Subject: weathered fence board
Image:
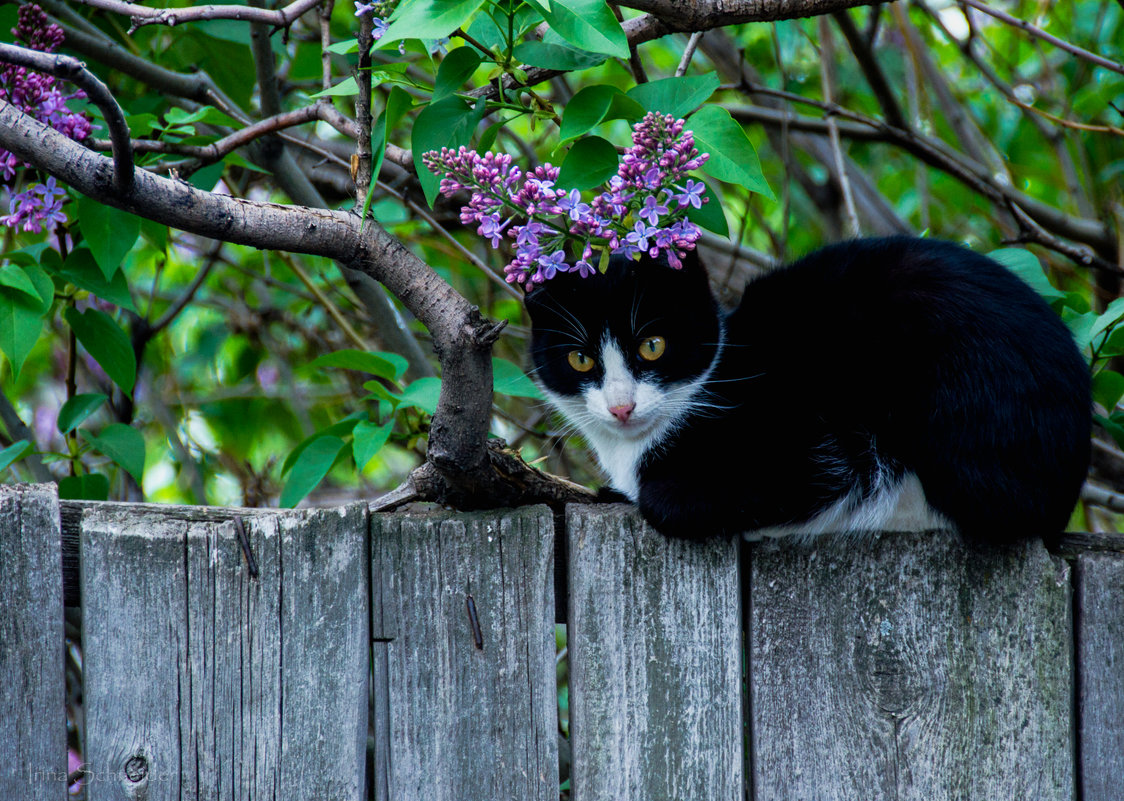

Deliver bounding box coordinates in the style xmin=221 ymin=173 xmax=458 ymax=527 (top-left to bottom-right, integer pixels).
xmin=0 ymin=484 xmax=66 ymax=801
xmin=1076 ymin=550 xmax=1124 ymax=800
xmin=81 ymin=503 xmax=368 ymax=801
xmin=370 ymin=506 xmax=557 ymax=801
xmin=566 ymin=505 xmax=743 ymax=801
xmin=747 ymin=530 xmax=1074 ymax=801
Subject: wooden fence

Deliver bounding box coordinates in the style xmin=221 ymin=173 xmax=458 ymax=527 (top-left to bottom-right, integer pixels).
xmin=1 ymin=482 xmax=1122 ymax=800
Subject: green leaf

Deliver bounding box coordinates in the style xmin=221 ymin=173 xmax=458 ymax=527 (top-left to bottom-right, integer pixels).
xmin=413 ymin=96 xmax=488 ymax=206
xmin=0 ymin=263 xmax=45 ymax=303
xmin=64 ymin=307 xmax=137 ymax=394
xmin=684 ymin=178 xmax=729 ymax=238
xmin=689 ymin=105 xmax=773 ymax=199
xmin=327 ymin=37 xmax=358 ymax=54
xmin=990 ymin=248 xmax=1065 ymax=302
xmin=81 ymin=423 xmax=145 ymax=484
xmin=559 ymin=84 xmax=617 ymax=143
xmin=626 ymin=73 xmax=721 ymax=119
xmin=557 ymin=136 xmax=619 ymax=190
xmin=58 ymin=473 xmax=109 ymax=501
xmin=381 ymin=0 xmax=487 ymax=42
xmin=1094 ymin=369 xmax=1124 ymax=412
xmin=188 ymin=160 xmax=226 ymax=191
xmin=370 ymin=86 xmax=415 ymax=217
xmin=310 ymin=75 xmax=360 ymax=98
xmin=0 ymin=288 xmax=44 ymax=379
xmin=76 ymin=196 xmax=142 ymax=280
xmin=281 ymin=414 xmax=365 ymax=477
xmin=57 ymin=393 xmax=108 ymax=435
xmin=353 ymin=419 xmax=395 ymax=471
xmin=1099 ymin=326 xmax=1124 ymax=358
xmin=307 ymin=349 xmax=404 ymax=382
xmin=0 ymin=440 xmax=31 ymax=474
xmin=397 ymin=376 xmax=443 ymax=415
xmin=433 ymin=46 xmax=483 ymax=101
xmin=1061 ymin=307 xmax=1097 ymax=353
xmin=493 ymin=358 xmax=543 ymax=399
xmin=1091 ymin=297 xmax=1124 ymax=343
xmin=164 ymin=105 xmax=240 ymax=129
xmin=512 ymin=40 xmax=606 ymax=70
xmin=279 ymin=435 xmax=347 ymax=508
xmin=525 ymin=0 xmax=628 ymax=59
xmin=59 ymin=248 xmax=136 ymax=312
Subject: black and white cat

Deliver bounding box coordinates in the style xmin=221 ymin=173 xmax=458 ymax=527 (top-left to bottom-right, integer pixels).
xmin=525 ymin=237 xmax=1091 ymax=544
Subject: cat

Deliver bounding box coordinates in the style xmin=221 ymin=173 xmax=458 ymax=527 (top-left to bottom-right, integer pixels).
xmin=525 ymin=236 xmax=1091 ymax=544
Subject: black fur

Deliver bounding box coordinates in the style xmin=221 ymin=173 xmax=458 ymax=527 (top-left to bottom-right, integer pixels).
xmin=527 ymin=237 xmax=1091 ymax=544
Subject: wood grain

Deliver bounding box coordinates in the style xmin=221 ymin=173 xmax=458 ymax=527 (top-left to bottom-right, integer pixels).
xmin=81 ymin=503 xmax=369 ymax=801
xmin=1075 ymin=550 xmax=1124 ymax=800
xmin=747 ymin=530 xmax=1074 ymax=801
xmin=0 ymin=484 xmax=66 ymax=801
xmin=566 ymin=504 xmax=743 ymax=801
xmin=370 ymin=505 xmax=558 ymax=801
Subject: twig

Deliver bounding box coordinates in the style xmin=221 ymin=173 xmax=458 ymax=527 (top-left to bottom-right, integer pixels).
xmin=0 ymin=42 xmax=133 ymax=194
xmin=817 ymin=17 xmax=860 ymax=238
xmin=1082 ymin=482 xmax=1124 ymax=514
xmin=958 ymin=0 xmax=1124 ymax=78
xmin=284 ymin=255 xmax=374 ymax=351
xmin=69 ymin=0 xmax=320 ymax=34
xmin=675 ymin=32 xmax=704 ymax=77
xmin=150 ymin=242 xmax=223 ymax=334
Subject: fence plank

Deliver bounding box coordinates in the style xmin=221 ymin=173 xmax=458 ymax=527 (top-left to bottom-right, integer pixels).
xmin=566 ymin=505 xmax=743 ymax=801
xmin=370 ymin=505 xmax=557 ymax=801
xmin=0 ymin=484 xmax=66 ymax=801
xmin=81 ymin=503 xmax=368 ymax=801
xmin=748 ymin=530 xmax=1074 ymax=801
xmin=1076 ymin=550 xmax=1124 ymax=800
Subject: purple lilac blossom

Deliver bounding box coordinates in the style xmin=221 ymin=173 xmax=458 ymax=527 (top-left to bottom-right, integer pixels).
xmin=0 ymin=4 xmax=93 ymax=234
xmin=422 ymin=112 xmax=710 ymax=285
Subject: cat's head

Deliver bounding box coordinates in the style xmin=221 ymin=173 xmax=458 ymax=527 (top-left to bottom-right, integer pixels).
xmin=525 ymin=249 xmax=722 ymax=443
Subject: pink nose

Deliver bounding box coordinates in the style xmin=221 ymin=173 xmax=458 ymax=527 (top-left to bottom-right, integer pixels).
xmin=609 ymin=403 xmax=635 ymax=423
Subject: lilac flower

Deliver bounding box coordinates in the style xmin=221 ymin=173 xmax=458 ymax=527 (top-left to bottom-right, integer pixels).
xmin=1 ymin=4 xmax=91 ymax=235
xmin=478 ymin=213 xmax=512 ymax=247
xmin=671 ymin=179 xmax=707 ymax=209
xmin=638 ymin=194 xmax=669 ymax=225
xmin=423 ymin=111 xmax=710 ymax=285
xmin=536 ymin=250 xmax=569 ymax=282
xmin=557 ymin=189 xmax=591 ymax=222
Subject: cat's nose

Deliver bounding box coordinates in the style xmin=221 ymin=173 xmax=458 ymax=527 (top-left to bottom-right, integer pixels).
xmin=609 ymin=403 xmax=635 ymax=423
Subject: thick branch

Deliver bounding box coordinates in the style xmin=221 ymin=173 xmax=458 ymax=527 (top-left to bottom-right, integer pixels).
xmin=617 ymin=0 xmax=891 ymax=31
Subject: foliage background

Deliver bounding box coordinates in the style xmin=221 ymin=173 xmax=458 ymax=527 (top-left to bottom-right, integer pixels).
xmin=0 ymin=0 xmax=1122 ymax=529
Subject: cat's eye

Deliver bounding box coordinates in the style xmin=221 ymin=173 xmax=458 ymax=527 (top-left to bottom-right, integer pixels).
xmin=638 ymin=336 xmax=667 ymax=362
xmin=567 ymin=350 xmax=595 ymax=372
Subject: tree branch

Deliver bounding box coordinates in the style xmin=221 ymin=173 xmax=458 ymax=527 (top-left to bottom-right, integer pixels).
xmin=0 ymin=42 xmax=133 ymax=193
xmin=68 ymin=0 xmax=321 ymax=34
xmin=0 ymin=97 xmax=581 ymax=509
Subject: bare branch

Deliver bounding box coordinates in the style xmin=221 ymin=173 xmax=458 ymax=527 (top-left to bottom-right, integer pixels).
xmin=0 ymin=42 xmax=133 ymax=193
xmin=68 ymin=0 xmax=321 ymax=33
xmin=958 ymin=0 xmax=1124 ymax=77
xmin=818 ymin=17 xmax=861 ymax=238
xmin=617 ymin=0 xmax=889 ymax=30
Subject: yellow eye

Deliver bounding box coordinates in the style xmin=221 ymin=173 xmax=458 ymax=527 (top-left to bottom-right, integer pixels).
xmin=638 ymin=336 xmax=666 ymax=361
xmin=567 ymin=350 xmax=595 ymax=372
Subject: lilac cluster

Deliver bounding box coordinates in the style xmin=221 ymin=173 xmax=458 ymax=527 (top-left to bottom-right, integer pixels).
xmin=423 ymin=112 xmax=709 ymax=285
xmin=0 ymin=4 xmax=92 ymax=233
